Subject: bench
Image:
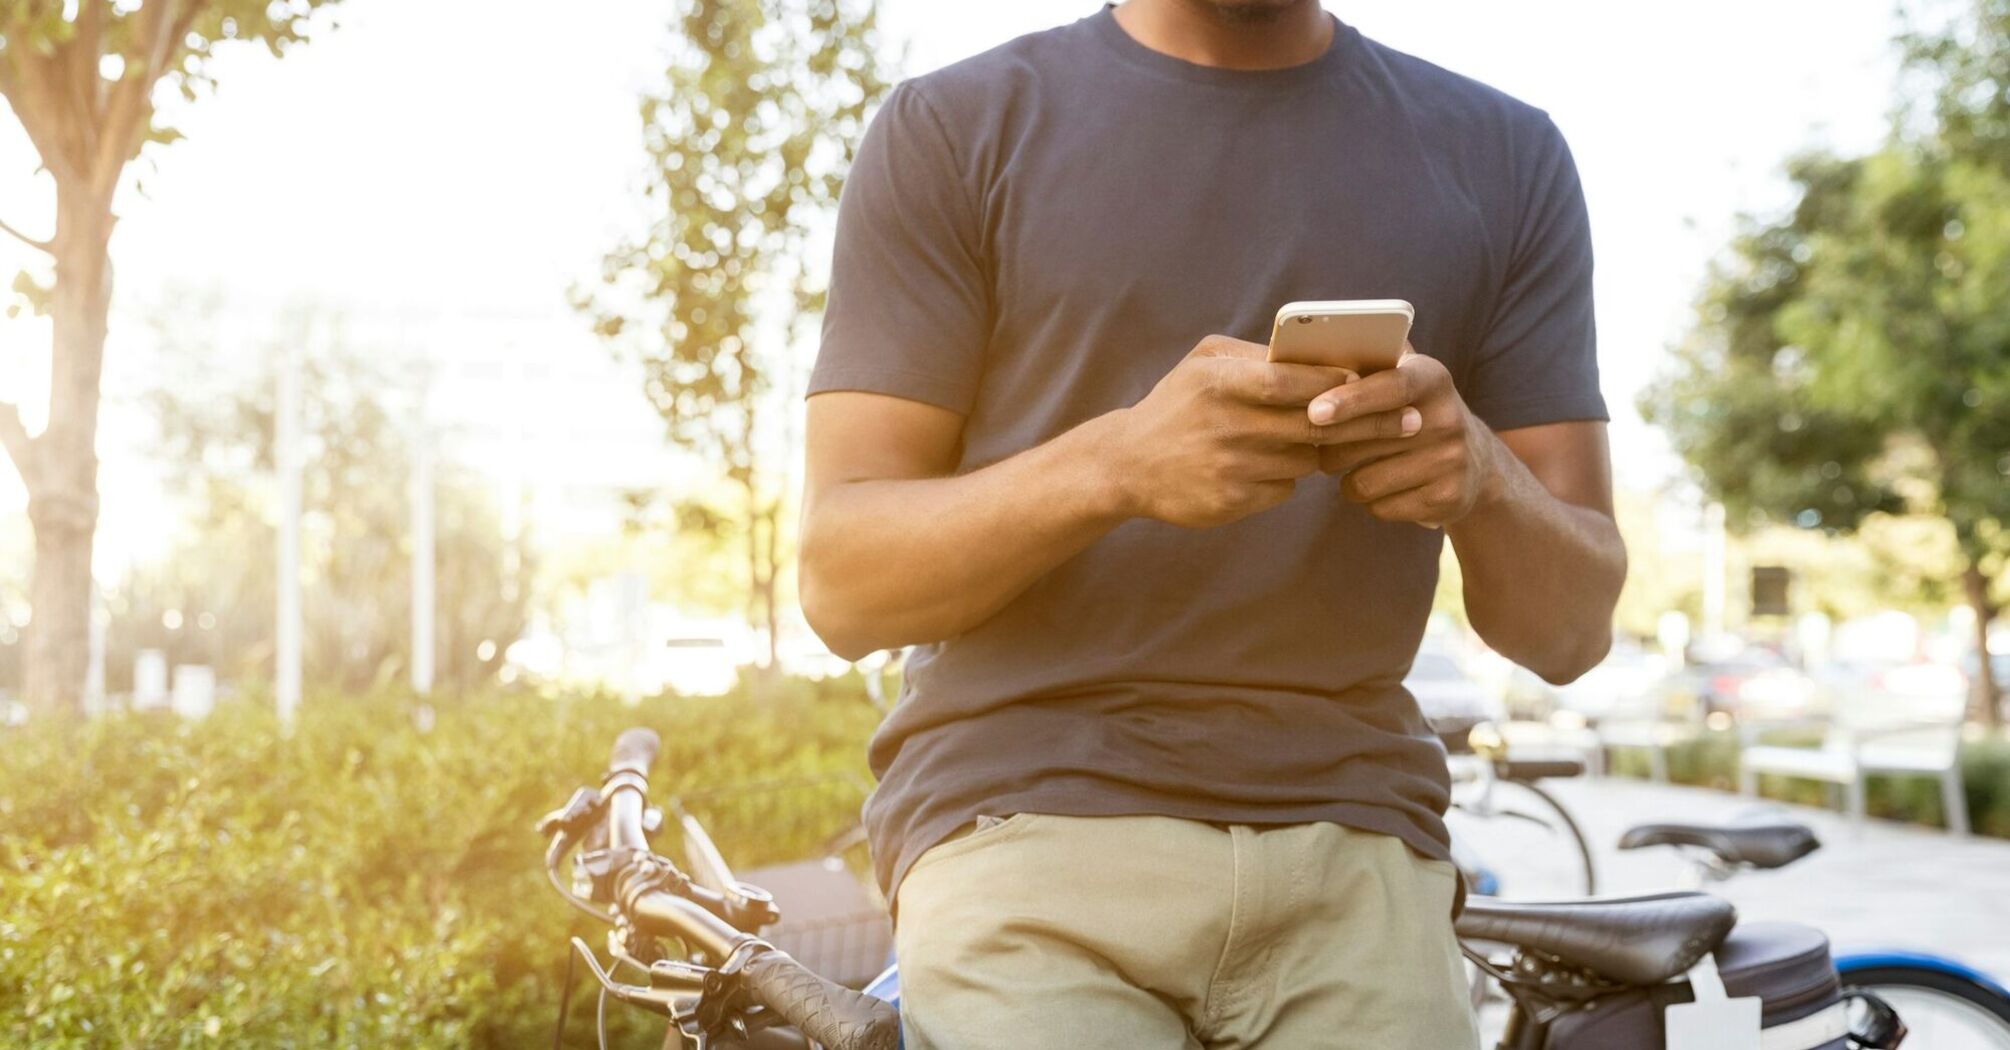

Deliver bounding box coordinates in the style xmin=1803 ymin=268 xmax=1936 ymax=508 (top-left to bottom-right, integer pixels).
xmin=1738 ymin=716 xmax=1968 ymax=835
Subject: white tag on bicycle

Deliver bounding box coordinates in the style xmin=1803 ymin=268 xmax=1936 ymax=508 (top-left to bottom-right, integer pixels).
xmin=1666 ymin=952 xmax=1762 ymax=1050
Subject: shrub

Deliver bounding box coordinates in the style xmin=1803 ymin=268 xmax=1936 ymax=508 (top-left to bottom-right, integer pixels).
xmin=1604 ymin=728 xmax=2010 ymax=837
xmin=0 ymin=680 xmax=880 ymax=1048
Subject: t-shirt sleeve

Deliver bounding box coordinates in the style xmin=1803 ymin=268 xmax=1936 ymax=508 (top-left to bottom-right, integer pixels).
xmin=808 ymin=83 xmax=991 ymax=415
xmin=1460 ymin=113 xmax=1608 ymax=432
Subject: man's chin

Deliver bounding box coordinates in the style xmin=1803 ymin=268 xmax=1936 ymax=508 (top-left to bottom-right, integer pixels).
xmin=1187 ymin=0 xmax=1306 ymax=26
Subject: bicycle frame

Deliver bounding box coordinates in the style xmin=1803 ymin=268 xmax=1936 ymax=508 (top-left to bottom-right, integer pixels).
xmin=1669 ymin=843 xmax=2010 ymax=1005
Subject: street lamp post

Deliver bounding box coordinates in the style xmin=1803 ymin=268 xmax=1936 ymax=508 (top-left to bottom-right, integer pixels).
xmin=275 ymin=337 xmax=303 ymax=733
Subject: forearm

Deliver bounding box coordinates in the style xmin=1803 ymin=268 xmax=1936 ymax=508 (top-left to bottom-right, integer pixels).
xmin=800 ymin=412 xmax=1133 ymax=660
xmin=1447 ymin=430 xmax=1626 ymax=683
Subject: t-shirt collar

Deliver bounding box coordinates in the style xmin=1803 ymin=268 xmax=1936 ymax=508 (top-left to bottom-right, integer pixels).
xmin=1089 ymin=3 xmax=1354 ymax=91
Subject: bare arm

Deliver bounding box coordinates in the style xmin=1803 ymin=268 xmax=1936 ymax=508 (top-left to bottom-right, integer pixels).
xmin=800 ymin=336 xmax=1364 ymax=660
xmin=798 ymin=392 xmax=1131 ymax=661
xmin=1448 ymin=422 xmax=1624 ymax=682
xmin=1313 ymin=354 xmax=1624 ymax=683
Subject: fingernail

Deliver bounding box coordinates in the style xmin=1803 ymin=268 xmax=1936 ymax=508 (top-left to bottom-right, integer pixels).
xmin=1400 ymin=407 xmax=1423 ymax=436
xmin=1309 ymin=400 xmax=1336 ymax=425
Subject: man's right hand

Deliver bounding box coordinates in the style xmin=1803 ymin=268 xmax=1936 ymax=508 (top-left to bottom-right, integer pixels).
xmin=1101 ymin=335 xmax=1359 ymax=529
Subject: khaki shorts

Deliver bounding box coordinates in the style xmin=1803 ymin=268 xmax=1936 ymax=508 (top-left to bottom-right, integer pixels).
xmin=894 ymin=813 xmax=1477 ymax=1050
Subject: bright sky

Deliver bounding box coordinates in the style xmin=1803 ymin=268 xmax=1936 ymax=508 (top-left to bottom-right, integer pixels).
xmin=0 ymin=0 xmax=1909 ymax=571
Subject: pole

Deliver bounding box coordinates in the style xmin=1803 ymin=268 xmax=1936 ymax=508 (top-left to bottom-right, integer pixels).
xmin=1702 ymin=500 xmax=1727 ymax=642
xmin=275 ymin=337 xmax=303 ymax=733
xmin=410 ymin=392 xmax=435 ymax=696
xmin=83 ymin=582 xmax=105 ymax=717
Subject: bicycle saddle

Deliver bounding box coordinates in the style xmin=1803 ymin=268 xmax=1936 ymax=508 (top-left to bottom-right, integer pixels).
xmin=1454 ymin=892 xmax=1737 ymax=986
xmin=1617 ymin=820 xmax=1820 ymax=870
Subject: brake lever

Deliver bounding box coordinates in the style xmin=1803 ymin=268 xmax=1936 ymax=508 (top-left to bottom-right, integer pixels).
xmin=567 ymin=937 xmax=688 ymax=1017
xmin=570 ymin=935 xmax=780 ymax=1050
xmin=537 ymin=787 xmax=604 ymax=839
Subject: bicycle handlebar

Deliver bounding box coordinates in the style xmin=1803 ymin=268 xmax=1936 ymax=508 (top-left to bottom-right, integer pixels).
xmin=739 ymin=949 xmax=901 ymax=1050
xmin=610 ymin=726 xmax=661 ymax=777
xmin=1496 ymin=756 xmax=1586 ymax=781
xmin=603 ymin=728 xmax=660 ymax=855
xmin=557 ymin=727 xmax=900 ymax=1049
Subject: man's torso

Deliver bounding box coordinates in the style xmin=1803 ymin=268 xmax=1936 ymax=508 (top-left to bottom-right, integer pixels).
xmin=809 ymin=9 xmax=1604 ymax=896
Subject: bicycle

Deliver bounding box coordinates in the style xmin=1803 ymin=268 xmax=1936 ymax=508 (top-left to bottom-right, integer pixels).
xmin=1621 ymin=817 xmax=2010 ymax=1048
xmin=544 ymin=727 xmax=1908 ymax=1049
xmin=1441 ymin=720 xmax=1598 ymax=899
xmin=538 ymin=728 xmax=897 ymax=1050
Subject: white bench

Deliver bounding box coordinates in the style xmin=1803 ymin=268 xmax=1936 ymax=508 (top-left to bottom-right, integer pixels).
xmin=1739 ymin=717 xmax=1969 ymax=835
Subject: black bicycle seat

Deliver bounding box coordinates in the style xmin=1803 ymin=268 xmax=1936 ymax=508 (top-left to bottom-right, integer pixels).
xmin=1617 ymin=820 xmax=1820 ymax=870
xmin=1454 ymin=892 xmax=1737 ymax=986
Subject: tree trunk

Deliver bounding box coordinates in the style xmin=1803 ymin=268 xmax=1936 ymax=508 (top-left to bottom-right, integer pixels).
xmin=1962 ymin=559 xmax=2001 ymax=728
xmin=19 ymin=183 xmax=112 ymax=717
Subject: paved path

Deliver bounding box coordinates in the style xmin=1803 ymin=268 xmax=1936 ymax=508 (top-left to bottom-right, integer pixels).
xmin=1533 ymin=775 xmax=2010 ymax=976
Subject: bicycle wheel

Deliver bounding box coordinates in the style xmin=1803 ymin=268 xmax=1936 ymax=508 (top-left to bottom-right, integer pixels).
xmin=1842 ymin=967 xmax=2010 ymax=1049
xmin=1444 ymin=776 xmax=1596 ymax=900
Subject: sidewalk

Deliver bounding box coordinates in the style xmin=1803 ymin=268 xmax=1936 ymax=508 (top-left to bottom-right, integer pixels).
xmin=1536 ymin=775 xmax=2010 ymax=977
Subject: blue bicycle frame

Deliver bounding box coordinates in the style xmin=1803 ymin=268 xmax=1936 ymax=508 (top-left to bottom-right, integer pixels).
xmin=1837 ymin=949 xmax=2010 ymax=1001
xmin=864 ymin=964 xmax=902 ymax=1008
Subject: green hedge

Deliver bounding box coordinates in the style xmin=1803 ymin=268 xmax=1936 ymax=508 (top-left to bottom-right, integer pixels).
xmin=14 ymin=684 xmax=2005 ymax=1047
xmin=1604 ymin=729 xmax=2010 ymax=839
xmin=0 ymin=682 xmax=881 ymax=1049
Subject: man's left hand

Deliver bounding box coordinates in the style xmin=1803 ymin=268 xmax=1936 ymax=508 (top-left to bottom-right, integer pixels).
xmin=1307 ymin=350 xmax=1500 ymax=529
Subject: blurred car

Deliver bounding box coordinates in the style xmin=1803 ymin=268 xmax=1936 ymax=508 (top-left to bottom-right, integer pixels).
xmin=1662 ymin=646 xmax=1819 ymax=724
xmin=1815 ymin=659 xmax=1969 ymax=725
xmin=1499 ymin=639 xmax=1671 ymax=725
xmin=1547 ymin=641 xmax=1670 ymax=724
xmin=1405 ymin=648 xmax=1498 ymax=734
xmin=1959 ymin=650 xmax=2008 ymax=705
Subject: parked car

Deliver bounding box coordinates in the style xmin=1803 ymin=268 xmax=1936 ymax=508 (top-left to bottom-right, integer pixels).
xmin=1663 ymin=646 xmax=1819 ymax=724
xmin=1404 ymin=648 xmax=1498 ymax=734
xmin=1499 ymin=640 xmax=1671 ymax=725
xmin=1547 ymin=641 xmax=1671 ymax=724
xmin=1959 ymin=650 xmax=2008 ymax=708
xmin=1815 ymin=659 xmax=1968 ymax=724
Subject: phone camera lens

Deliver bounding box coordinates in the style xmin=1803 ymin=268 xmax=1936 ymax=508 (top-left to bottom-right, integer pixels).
xmin=1297 ymin=315 xmax=1313 ymax=325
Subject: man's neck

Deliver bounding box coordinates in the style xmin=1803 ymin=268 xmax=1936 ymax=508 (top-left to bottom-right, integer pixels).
xmin=1111 ymin=0 xmax=1333 ymax=71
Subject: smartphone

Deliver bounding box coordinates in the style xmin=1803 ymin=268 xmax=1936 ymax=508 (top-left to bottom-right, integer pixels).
xmin=1267 ymin=299 xmax=1413 ymax=374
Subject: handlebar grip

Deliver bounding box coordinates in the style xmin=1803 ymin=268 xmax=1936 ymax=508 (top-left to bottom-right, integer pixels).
xmin=609 ymin=727 xmax=661 ymax=777
xmin=1497 ymin=757 xmax=1586 ymax=781
xmin=740 ymin=950 xmax=900 ymax=1050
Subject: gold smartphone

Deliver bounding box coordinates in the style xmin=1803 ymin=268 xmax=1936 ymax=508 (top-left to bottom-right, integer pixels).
xmin=1267 ymin=299 xmax=1413 ymax=374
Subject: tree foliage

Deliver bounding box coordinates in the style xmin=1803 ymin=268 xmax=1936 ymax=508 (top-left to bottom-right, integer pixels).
xmin=580 ymin=0 xmax=894 ymax=668
xmin=1643 ymin=0 xmax=2010 ymax=718
xmin=0 ymin=0 xmax=332 ymax=229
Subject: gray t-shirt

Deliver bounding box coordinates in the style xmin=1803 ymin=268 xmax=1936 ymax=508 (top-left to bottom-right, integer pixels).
xmin=810 ymin=7 xmax=1606 ymax=898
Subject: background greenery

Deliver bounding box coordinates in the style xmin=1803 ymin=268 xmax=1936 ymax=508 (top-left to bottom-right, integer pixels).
xmin=0 ymin=683 xmax=878 ymax=1048
xmin=1606 ymin=728 xmax=2010 ymax=838
xmin=7 ymin=682 xmax=2009 ymax=1047
xmin=1642 ymin=0 xmax=2010 ymax=719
